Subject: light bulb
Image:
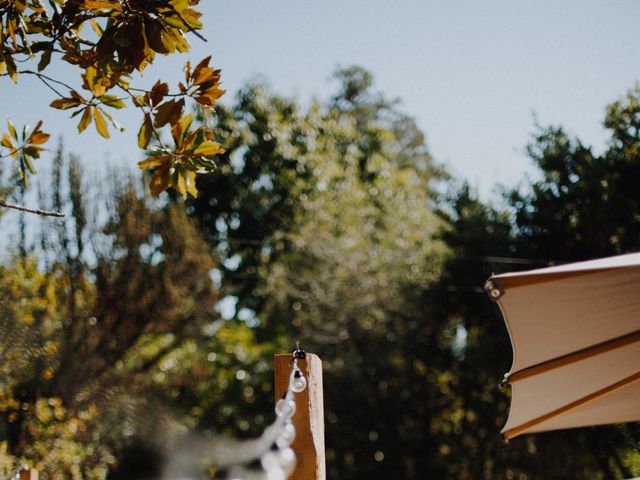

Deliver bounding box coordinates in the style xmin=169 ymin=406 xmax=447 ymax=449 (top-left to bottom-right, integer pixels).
xmin=261 ymin=451 xmax=279 ymax=471
xmin=275 ymin=398 xmax=296 ymax=418
xmin=275 ymin=422 xmax=296 ymax=448
xmin=278 ymin=447 xmax=296 ymax=474
xmin=292 ymin=374 xmax=307 ymax=393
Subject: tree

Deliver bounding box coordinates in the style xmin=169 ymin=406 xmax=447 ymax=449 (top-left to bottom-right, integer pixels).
xmin=0 ymin=0 xmax=224 ymax=207
xmin=427 ymin=84 xmax=640 ymax=479
xmin=188 ymin=66 xmax=441 ymax=334
xmin=184 ymin=68 xmax=453 ymax=479
xmin=510 ymin=85 xmax=640 ymax=259
xmin=0 ymin=149 xmax=219 ymax=477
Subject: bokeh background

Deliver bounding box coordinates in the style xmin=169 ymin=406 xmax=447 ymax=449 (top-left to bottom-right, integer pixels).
xmin=1 ymin=1 xmax=640 ymax=479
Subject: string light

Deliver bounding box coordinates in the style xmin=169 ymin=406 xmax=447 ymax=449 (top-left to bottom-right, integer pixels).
xmin=221 ymin=346 xmax=307 ymax=480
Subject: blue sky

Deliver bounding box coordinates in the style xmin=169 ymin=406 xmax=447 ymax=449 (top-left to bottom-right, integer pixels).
xmin=2 ymin=0 xmax=640 ymax=197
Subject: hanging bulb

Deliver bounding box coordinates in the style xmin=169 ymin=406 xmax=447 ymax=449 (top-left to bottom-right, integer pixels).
xmin=292 ymin=372 xmax=307 ymax=393
xmin=261 ymin=451 xmax=279 ymax=471
xmin=275 ymin=398 xmax=296 ymax=418
xmin=275 ymin=422 xmax=296 ymax=449
xmin=266 ymin=466 xmax=286 ymax=480
xmin=277 ymin=447 xmax=296 ymax=474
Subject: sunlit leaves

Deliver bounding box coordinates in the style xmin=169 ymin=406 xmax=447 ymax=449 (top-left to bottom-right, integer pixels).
xmin=1 ymin=0 xmax=224 ymax=198
xmin=154 ymin=98 xmax=185 ymax=128
xmin=138 ymin=111 xmax=224 ymax=197
xmin=50 ymin=95 xmax=83 ymax=111
xmin=0 ymin=160 xmax=219 ymax=475
xmin=184 ymin=56 xmax=225 ymax=107
xmin=93 ymin=107 xmax=109 ymax=138
xmin=0 ymin=119 xmax=50 ymax=186
xmin=127 ymin=60 xmax=226 ymax=198
xmin=77 ymin=106 xmax=93 ymax=133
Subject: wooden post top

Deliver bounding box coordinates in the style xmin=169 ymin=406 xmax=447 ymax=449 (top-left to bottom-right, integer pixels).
xmin=19 ymin=469 xmax=38 ymax=480
xmin=274 ymin=353 xmax=326 ymax=480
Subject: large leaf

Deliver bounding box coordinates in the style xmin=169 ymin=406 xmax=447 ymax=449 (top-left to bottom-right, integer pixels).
xmin=93 ymin=108 xmax=110 ymax=138
xmin=77 ymin=107 xmax=93 ymax=133
xmin=138 ymin=114 xmax=153 ymax=149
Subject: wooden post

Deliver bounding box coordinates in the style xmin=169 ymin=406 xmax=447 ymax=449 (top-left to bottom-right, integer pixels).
xmin=274 ymin=353 xmax=325 ymax=480
xmin=19 ymin=469 xmax=38 ymax=480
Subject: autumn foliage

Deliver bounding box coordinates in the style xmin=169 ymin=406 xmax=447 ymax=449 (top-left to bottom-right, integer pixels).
xmin=0 ymin=0 xmax=224 ymax=197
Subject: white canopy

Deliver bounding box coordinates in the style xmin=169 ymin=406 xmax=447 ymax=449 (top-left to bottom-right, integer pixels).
xmin=487 ymin=252 xmax=640 ymax=440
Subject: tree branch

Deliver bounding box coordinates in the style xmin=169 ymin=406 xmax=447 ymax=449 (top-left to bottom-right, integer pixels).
xmin=0 ymin=199 xmax=64 ymax=217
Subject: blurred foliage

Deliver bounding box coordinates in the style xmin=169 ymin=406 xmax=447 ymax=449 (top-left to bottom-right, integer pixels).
xmin=184 ymin=72 xmax=640 ymax=479
xmin=427 ymin=83 xmax=640 ymax=479
xmin=0 ymin=0 xmax=224 ymax=199
xmin=0 ymin=148 xmax=219 ymax=478
xmin=1 ymin=68 xmax=640 ymax=480
xmin=184 ymin=67 xmax=454 ymax=478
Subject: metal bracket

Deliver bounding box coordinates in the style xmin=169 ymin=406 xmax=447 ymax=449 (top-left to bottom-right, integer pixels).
xmin=484 ymin=278 xmax=504 ymax=301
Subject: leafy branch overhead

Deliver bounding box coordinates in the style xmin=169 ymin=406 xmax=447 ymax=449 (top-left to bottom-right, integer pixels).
xmin=0 ymin=0 xmax=225 ymax=197
xmin=0 ymin=119 xmax=49 ymax=185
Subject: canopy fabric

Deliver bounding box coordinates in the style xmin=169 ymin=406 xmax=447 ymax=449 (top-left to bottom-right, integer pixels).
xmin=487 ymin=252 xmax=640 ymax=440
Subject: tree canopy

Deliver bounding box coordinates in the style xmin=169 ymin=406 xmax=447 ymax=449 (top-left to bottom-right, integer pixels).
xmin=0 ymin=0 xmax=224 ymax=206
xmin=1 ymin=66 xmax=640 ymax=479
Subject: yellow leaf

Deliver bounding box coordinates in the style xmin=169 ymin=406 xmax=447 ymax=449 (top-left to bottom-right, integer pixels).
xmin=50 ymin=98 xmax=82 ymax=110
xmin=193 ymin=140 xmax=223 ymax=156
xmin=195 ymin=89 xmax=225 ymax=107
xmin=173 ymin=30 xmax=190 ymax=53
xmin=181 ymin=9 xmax=203 ymax=29
xmin=28 ymin=122 xmax=48 ymax=146
xmin=7 ymin=119 xmax=17 ymax=140
xmin=78 ymin=106 xmax=93 ymax=133
xmin=186 ymin=170 xmax=198 ymax=197
xmin=4 ymin=52 xmax=18 ymax=82
xmin=168 ymin=0 xmax=189 ymax=13
xmin=138 ymin=155 xmax=171 ymax=170
xmin=83 ymin=0 xmax=123 ymax=12
xmin=93 ymin=108 xmax=110 ymax=138
xmin=99 ymin=95 xmax=125 ymax=109
xmin=138 ymin=114 xmax=153 ymax=149
xmin=29 ymin=132 xmax=50 ymax=146
xmin=159 ymin=29 xmax=176 ymax=53
xmin=8 ymin=19 xmax=15 ymax=45
xmin=175 ymin=169 xmax=187 ymax=197
xmin=1 ymin=132 xmax=14 ymax=149
xmin=89 ymin=19 xmax=103 ymax=36
xmin=171 ymin=113 xmax=193 ymax=145
xmin=191 ymin=56 xmax=210 ymax=83
xmin=162 ymin=16 xmax=186 ymax=31
xmin=133 ymin=94 xmax=147 ymax=107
